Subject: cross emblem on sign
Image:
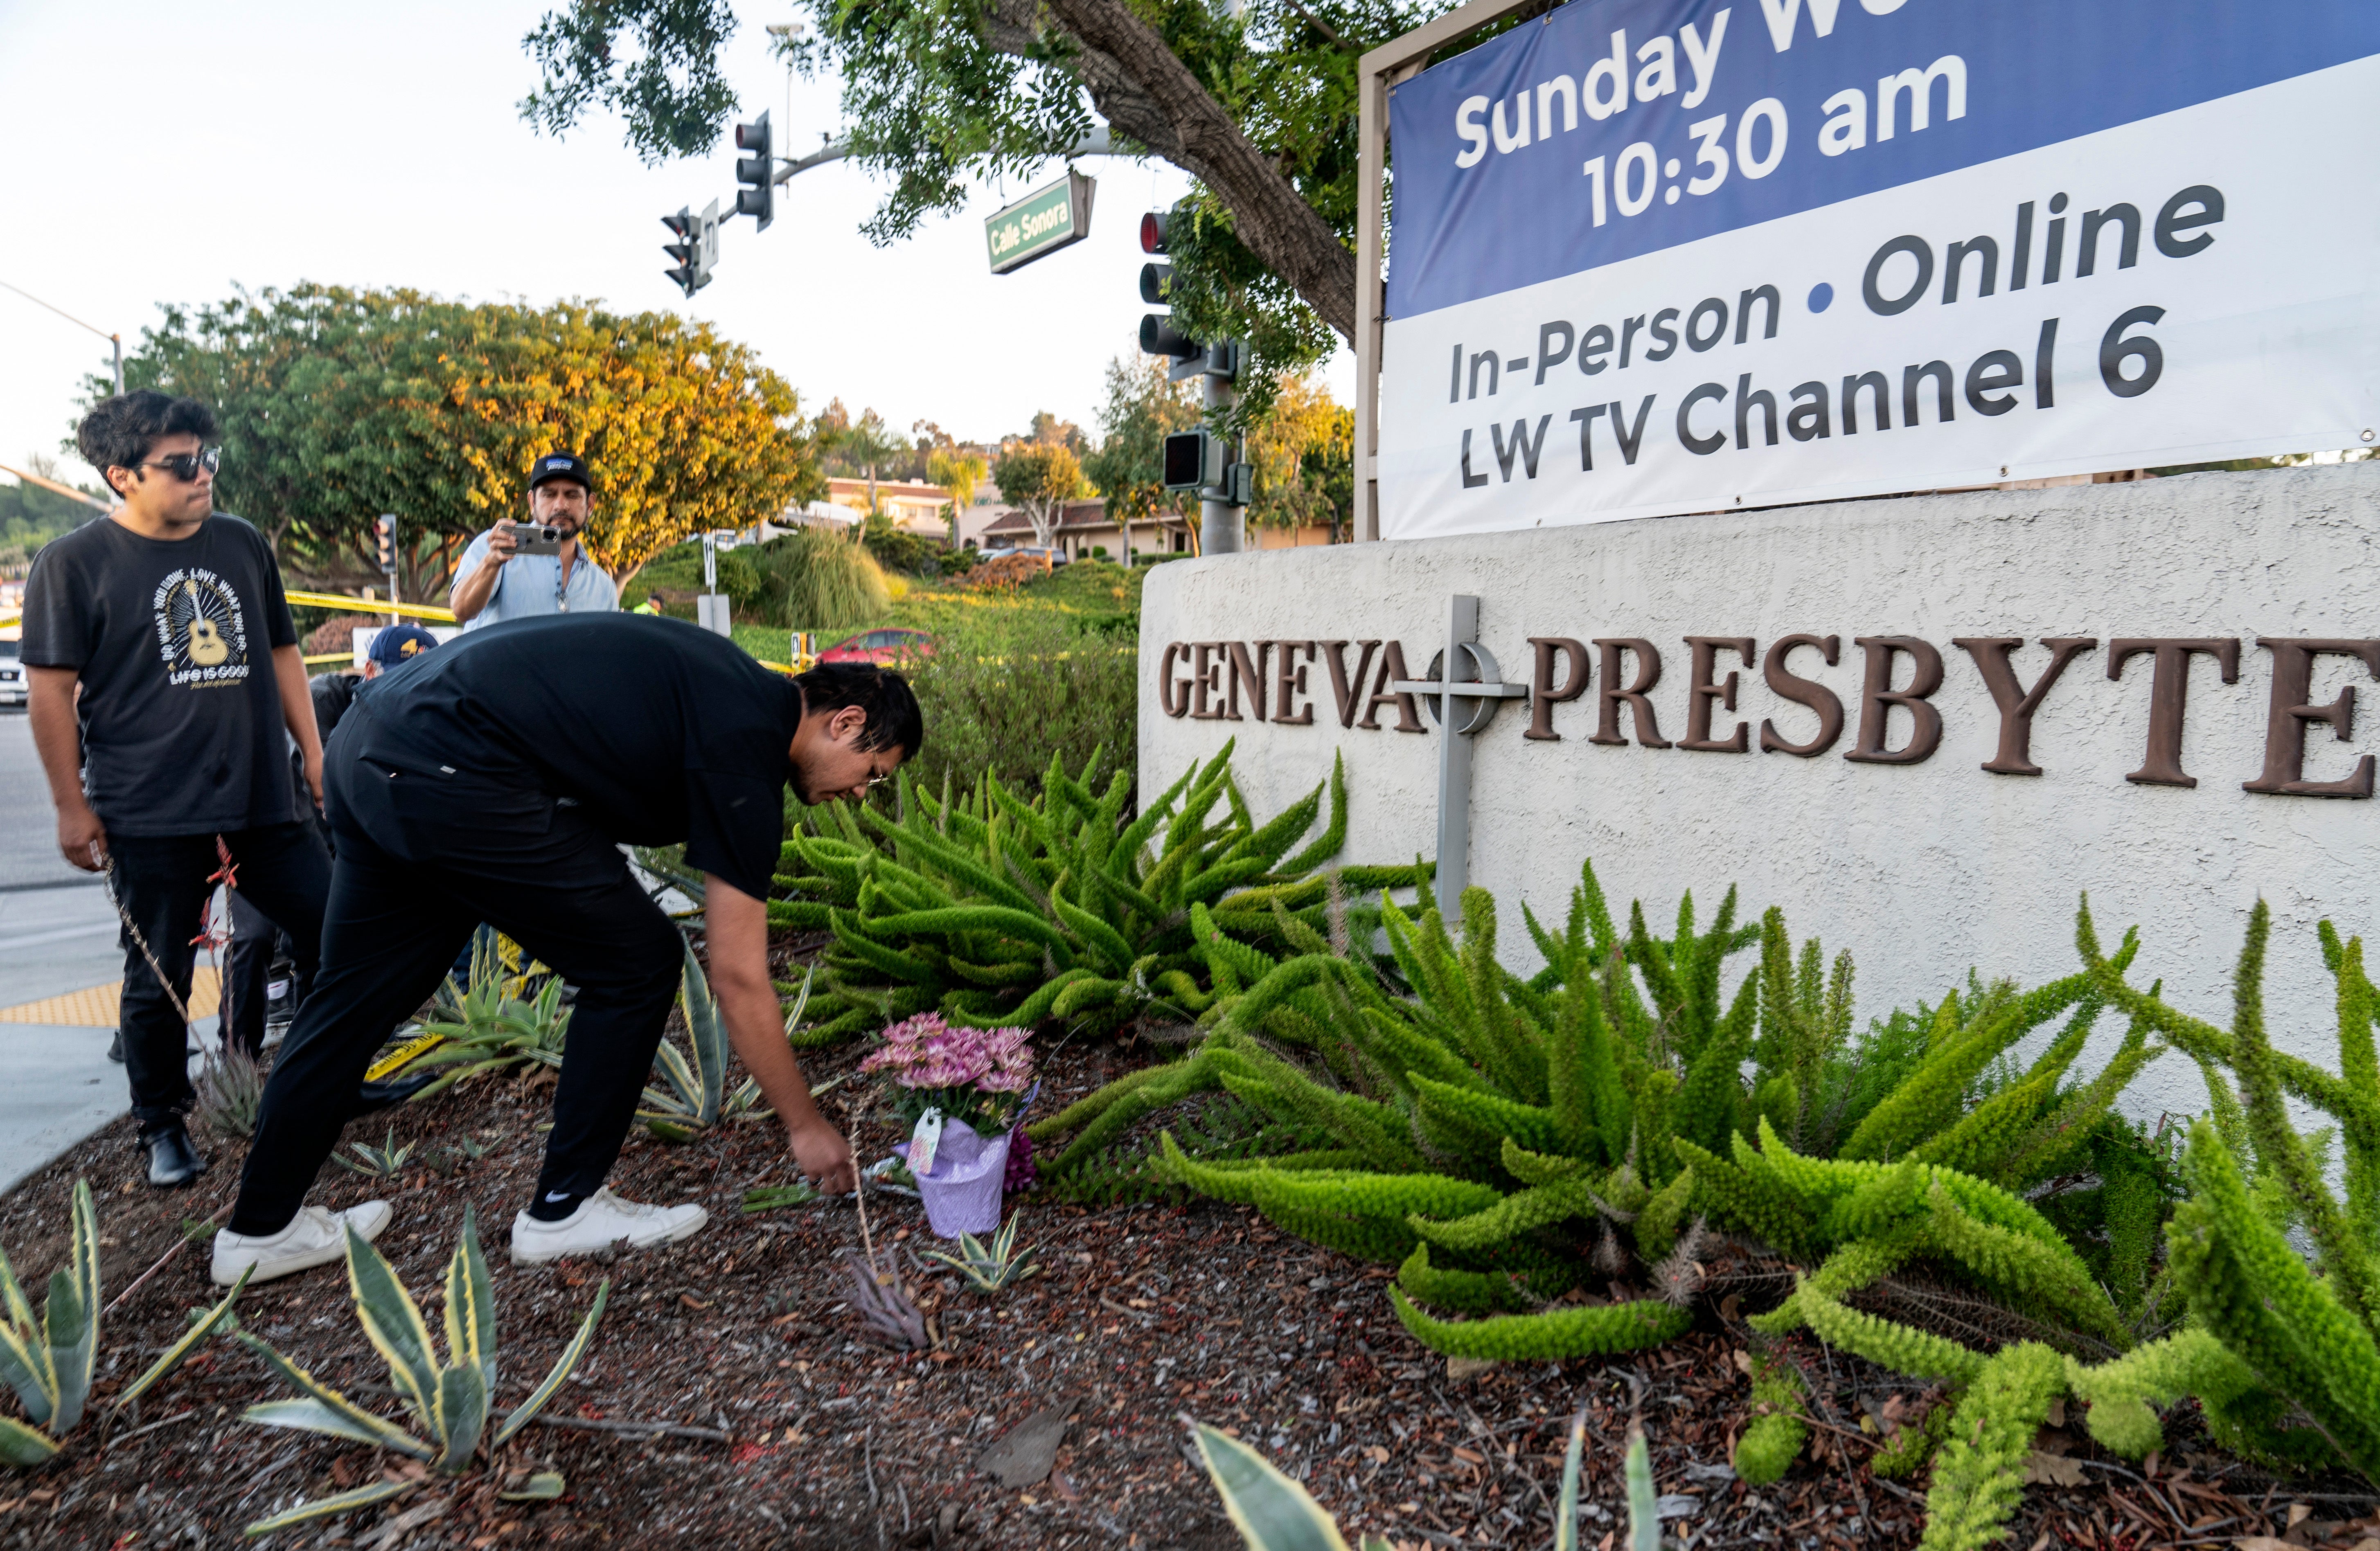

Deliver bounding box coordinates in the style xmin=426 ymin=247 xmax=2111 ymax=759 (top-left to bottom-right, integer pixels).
xmin=1391 ymin=594 xmax=1528 ymax=919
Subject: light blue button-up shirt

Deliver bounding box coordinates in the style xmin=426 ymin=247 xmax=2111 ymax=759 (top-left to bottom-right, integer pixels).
xmin=452 ymin=527 xmax=618 ymax=630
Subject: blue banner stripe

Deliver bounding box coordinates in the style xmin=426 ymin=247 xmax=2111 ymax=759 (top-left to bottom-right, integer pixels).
xmin=1386 ymin=0 xmax=2380 ymax=318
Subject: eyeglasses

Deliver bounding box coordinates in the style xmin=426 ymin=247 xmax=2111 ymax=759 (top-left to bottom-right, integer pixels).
xmin=133 ymin=446 xmax=222 ymax=482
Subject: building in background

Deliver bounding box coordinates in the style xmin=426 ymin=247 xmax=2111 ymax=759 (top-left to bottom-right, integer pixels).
xmin=977 ymin=497 xmax=1211 ymax=561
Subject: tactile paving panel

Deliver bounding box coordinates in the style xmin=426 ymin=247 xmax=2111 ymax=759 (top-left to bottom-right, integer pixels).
xmin=0 ymin=966 xmax=221 ymax=1026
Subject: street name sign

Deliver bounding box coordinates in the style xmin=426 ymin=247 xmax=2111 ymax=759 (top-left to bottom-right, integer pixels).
xmin=1378 ymin=0 xmax=2380 ymax=538
xmin=985 ymin=171 xmax=1097 ymax=275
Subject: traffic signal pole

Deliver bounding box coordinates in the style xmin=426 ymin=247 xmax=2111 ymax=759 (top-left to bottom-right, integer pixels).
xmin=374 ymin=513 xmax=400 ymax=624
xmin=1139 ymin=210 xmax=1251 ymax=556
xmin=1201 ymin=367 xmax=1243 ymax=554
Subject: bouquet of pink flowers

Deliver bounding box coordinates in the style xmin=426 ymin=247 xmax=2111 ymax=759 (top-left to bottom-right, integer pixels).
xmin=859 ymin=1014 xmax=1034 ymax=1135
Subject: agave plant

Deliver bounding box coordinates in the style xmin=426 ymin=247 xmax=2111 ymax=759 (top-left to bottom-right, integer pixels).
xmin=0 ymin=1180 xmax=249 ymax=1467
xmin=193 ymin=1039 xmax=267 ymax=1138
xmin=918 ymin=1217 xmax=1042 ymax=1294
xmin=333 ymin=1128 xmax=417 ymax=1179
xmin=1188 ymin=1402 xmax=1657 ymax=1550
xmin=641 ymin=938 xmax=782 ymax=1141
xmin=400 ymin=927 xmax=572 ymax=1100
xmin=235 ymin=1210 xmax=605 ymax=1532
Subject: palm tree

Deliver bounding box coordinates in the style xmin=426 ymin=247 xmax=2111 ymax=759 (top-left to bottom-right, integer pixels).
xmin=927 ymin=449 xmax=988 ymax=551
xmin=834 ymin=410 xmax=911 ymax=537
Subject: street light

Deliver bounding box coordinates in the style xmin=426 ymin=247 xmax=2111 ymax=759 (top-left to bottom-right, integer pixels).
xmin=0 ymin=280 xmax=122 ymax=395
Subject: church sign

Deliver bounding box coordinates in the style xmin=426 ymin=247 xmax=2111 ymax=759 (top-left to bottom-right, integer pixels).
xmin=1377 ymin=0 xmax=2380 ymax=538
xmin=1139 ymin=469 xmax=2380 ymax=1119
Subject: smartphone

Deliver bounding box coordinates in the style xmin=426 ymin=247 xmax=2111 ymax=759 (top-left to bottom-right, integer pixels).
xmin=510 ymin=523 xmax=566 ymax=556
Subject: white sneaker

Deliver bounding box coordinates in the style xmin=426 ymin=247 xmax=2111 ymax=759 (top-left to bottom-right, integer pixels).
xmin=212 ymin=1202 xmax=392 ymax=1287
xmin=509 ymin=1187 xmax=708 ymax=1265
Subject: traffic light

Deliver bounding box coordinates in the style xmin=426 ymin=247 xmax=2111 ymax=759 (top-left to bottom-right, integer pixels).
xmin=735 ymin=112 xmax=773 ymax=230
xmin=663 ymin=208 xmax=703 ymax=295
xmin=1162 ymin=431 xmax=1221 ymax=493
xmin=1137 ymin=208 xmax=1203 ymax=367
xmin=662 ymin=203 xmax=719 ymax=296
xmin=374 ymin=513 xmax=396 ymax=572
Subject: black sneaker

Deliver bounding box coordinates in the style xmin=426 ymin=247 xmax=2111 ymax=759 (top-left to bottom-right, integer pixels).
xmin=108 ymin=1031 xmax=124 ymax=1063
xmin=142 ymin=1123 xmax=207 ymax=1188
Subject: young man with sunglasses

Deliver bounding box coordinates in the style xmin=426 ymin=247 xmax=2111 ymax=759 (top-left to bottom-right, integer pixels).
xmin=212 ymin=617 xmax=920 ymax=1283
xmin=22 ymin=392 xmax=333 ymax=1187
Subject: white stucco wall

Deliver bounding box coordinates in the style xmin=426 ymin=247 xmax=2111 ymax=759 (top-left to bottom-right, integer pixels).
xmin=1140 ymin=464 xmax=2380 ymax=1121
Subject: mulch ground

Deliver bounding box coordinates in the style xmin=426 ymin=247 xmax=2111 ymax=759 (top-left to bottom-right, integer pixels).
xmin=4 ymin=937 xmax=2376 ymax=1550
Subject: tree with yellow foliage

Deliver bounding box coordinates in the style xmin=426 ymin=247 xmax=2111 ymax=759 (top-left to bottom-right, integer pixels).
xmin=1244 ymin=371 xmax=1353 ymax=541
xmin=100 ymin=284 xmax=820 ymax=592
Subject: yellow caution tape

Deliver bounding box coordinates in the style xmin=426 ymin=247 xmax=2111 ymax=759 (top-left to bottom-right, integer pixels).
xmin=284 ymin=590 xmax=458 ymax=624
xmin=366 ymin=1027 xmax=446 ymax=1081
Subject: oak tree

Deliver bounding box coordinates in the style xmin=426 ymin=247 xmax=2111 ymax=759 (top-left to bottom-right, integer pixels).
xmin=993 ymin=441 xmax=1091 ymax=548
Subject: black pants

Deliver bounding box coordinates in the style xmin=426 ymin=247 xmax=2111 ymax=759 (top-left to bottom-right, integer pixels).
xmin=225 ymin=893 xmax=306 ymax=1059
xmin=109 ymin=823 xmax=329 ymax=1134
xmin=231 ymin=726 xmax=682 ymax=1236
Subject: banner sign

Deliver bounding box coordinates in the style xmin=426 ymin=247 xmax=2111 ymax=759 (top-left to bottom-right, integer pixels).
xmin=1378 ymin=0 xmax=2380 ymax=539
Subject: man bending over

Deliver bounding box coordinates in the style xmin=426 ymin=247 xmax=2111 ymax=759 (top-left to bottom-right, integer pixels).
xmin=214 ymin=613 xmax=916 ymax=1283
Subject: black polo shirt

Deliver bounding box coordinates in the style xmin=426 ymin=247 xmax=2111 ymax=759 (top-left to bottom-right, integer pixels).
xmin=343 ymin=614 xmax=803 ymax=898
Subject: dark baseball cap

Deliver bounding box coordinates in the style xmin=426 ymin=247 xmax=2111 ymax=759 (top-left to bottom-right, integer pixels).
xmin=367 ymin=624 xmax=441 ymax=666
xmin=527 ymin=452 xmax=594 ymax=493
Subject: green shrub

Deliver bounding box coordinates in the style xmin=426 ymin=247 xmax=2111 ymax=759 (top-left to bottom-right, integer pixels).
xmin=860 ymin=511 xmax=944 ymax=576
xmin=769 ymin=744 xmax=1428 ymax=1045
xmin=717 ymin=527 xmax=891 ymax=631
xmin=1733 ymin=1356 xmax=1810 ymax=1486
xmin=901 ymin=601 xmax=1137 ymax=797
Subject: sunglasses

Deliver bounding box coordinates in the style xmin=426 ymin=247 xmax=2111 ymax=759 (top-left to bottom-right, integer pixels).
xmin=133 ymin=446 xmax=223 ymax=482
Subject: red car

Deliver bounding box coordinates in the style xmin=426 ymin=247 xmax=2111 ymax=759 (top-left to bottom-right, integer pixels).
xmin=816 ymin=627 xmax=934 ymax=665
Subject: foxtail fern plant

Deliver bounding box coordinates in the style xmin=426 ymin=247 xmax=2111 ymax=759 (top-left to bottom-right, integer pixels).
xmin=2063 ymin=896 xmax=2380 ymax=1481
xmin=1033 ymin=863 xmax=2163 ymax=1379
xmin=770 ymin=743 xmax=1426 ymax=1044
xmin=1755 ymin=900 xmax=2380 ymax=1549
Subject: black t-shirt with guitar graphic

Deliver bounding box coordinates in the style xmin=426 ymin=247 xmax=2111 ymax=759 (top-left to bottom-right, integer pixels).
xmin=21 ymin=513 xmax=299 ymax=836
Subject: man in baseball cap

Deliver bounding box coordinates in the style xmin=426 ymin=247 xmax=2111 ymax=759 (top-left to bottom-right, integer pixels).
xmin=365 ymin=622 xmax=439 ymax=672
xmin=448 ymin=453 xmax=617 ymax=630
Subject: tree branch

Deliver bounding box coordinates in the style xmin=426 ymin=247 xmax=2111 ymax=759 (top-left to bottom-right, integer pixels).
xmin=1030 ymin=0 xmax=1358 ymax=341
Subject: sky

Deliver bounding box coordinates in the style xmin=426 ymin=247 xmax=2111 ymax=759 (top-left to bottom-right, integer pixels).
xmin=0 ymin=0 xmax=1348 ymax=488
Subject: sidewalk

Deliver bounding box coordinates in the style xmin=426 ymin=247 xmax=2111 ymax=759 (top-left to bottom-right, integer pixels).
xmin=0 ymin=884 xmax=150 ymax=1194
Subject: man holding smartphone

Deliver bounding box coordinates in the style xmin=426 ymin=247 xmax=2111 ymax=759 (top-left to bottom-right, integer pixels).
xmin=449 ymin=453 xmax=618 ymax=628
